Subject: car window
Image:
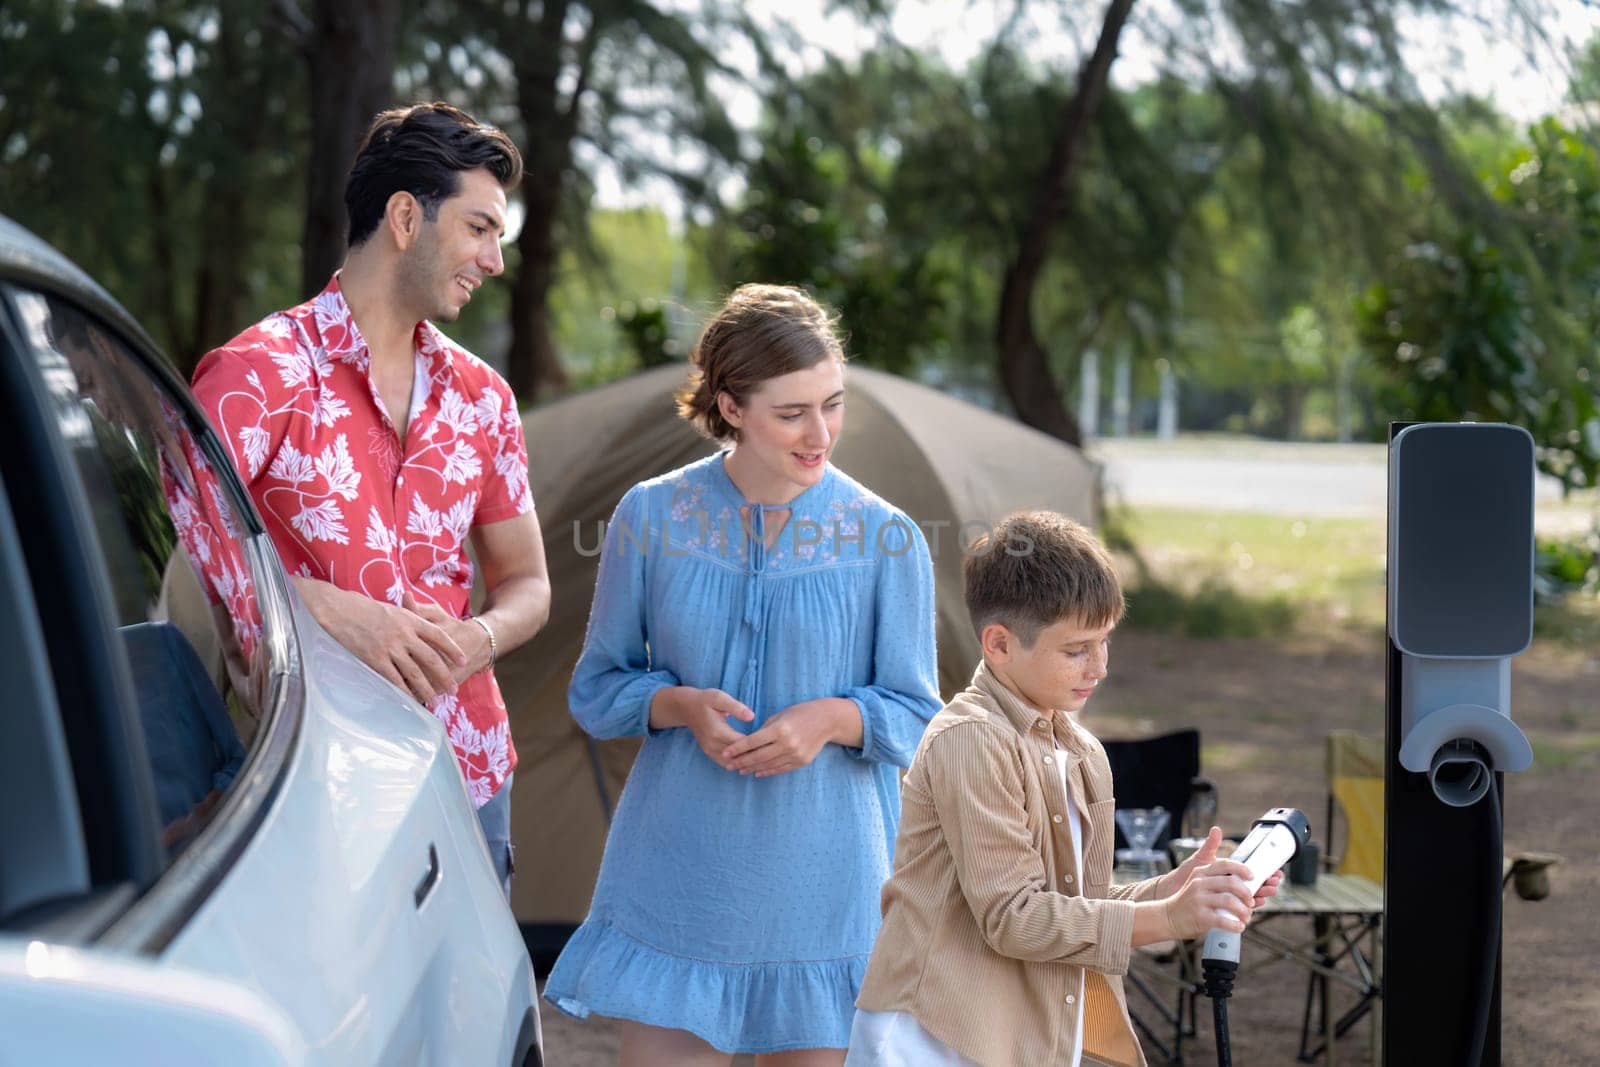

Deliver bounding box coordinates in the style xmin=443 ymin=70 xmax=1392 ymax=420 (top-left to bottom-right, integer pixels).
xmin=9 ymin=289 xmax=279 ymax=865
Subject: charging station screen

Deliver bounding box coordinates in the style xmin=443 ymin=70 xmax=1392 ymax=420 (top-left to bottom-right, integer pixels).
xmin=1393 ymin=424 xmax=1534 ymax=657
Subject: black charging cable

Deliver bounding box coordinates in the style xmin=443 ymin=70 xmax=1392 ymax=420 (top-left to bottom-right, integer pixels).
xmin=1201 ymin=955 xmax=1237 ymax=1067
xmin=1464 ymin=765 xmax=1502 ymax=1066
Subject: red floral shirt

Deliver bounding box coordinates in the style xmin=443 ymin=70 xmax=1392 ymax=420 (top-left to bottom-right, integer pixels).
xmin=192 ymin=275 xmax=532 ymax=806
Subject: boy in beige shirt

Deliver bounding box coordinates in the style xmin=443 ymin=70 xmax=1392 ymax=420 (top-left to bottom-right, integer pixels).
xmin=849 ymin=511 xmax=1281 ymax=1067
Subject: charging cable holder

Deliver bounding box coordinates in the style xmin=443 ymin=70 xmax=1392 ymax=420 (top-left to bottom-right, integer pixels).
xmin=1398 ymin=657 xmax=1531 ymax=807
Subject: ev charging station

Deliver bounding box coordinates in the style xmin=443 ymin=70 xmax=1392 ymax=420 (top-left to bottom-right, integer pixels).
xmin=1384 ymin=422 xmax=1536 ymax=1064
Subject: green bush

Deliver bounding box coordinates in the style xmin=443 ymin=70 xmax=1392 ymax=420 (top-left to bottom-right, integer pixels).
xmin=1535 ymin=528 xmax=1600 ymax=601
xmin=1124 ymin=576 xmax=1299 ymax=639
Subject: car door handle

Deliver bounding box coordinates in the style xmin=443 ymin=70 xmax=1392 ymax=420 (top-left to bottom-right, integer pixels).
xmin=414 ymin=844 xmax=440 ymax=909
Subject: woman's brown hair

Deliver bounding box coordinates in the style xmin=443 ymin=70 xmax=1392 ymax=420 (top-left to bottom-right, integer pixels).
xmin=675 ymin=284 xmax=845 ymax=441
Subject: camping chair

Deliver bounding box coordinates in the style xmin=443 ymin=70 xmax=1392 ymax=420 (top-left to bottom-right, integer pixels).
xmin=1296 ymin=730 xmax=1385 ymax=1063
xmin=1103 ymin=729 xmax=1202 ymax=852
xmin=1103 ymin=729 xmax=1203 ymax=1065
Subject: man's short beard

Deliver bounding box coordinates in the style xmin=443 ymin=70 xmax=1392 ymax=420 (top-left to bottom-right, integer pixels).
xmin=398 ymin=226 xmax=458 ymax=323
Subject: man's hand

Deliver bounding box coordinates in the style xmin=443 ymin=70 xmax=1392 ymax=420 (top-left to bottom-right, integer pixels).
xmin=404 ymin=592 xmax=492 ymax=684
xmin=291 ymin=576 xmax=466 ymax=705
xmin=650 ymin=686 xmax=756 ymax=769
xmin=721 ymin=699 xmax=854 ymax=778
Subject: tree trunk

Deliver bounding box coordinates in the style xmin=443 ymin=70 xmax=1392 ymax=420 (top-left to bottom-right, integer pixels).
xmin=504 ymin=1 xmax=576 ymax=402
xmin=994 ymin=0 xmax=1136 ymax=447
xmin=301 ymin=0 xmax=399 ymax=297
xmin=507 ymin=157 xmax=569 ymax=400
xmin=189 ymin=6 xmax=264 ymax=372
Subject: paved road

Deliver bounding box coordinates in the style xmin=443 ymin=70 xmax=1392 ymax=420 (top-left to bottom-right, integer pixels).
xmin=1092 ymin=438 xmax=1577 ymax=520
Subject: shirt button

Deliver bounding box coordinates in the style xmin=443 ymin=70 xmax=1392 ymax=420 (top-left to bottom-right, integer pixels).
xmin=1042 ymin=755 xmax=1053 ymax=765
xmin=1052 ymin=814 xmax=1063 ymax=824
xmin=1063 ymin=873 xmax=1074 ymax=885
xmin=1065 ymin=994 xmax=1076 ymax=1005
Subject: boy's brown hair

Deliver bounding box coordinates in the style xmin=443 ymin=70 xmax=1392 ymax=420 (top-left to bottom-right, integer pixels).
xmin=962 ymin=511 xmax=1125 ymax=647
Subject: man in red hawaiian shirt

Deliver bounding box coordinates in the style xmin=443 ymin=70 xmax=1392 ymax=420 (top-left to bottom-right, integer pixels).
xmin=192 ymin=103 xmax=550 ymax=895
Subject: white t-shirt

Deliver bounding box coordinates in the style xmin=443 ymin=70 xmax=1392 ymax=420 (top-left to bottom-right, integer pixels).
xmin=1055 ymin=736 xmax=1086 ymax=1067
xmin=848 ymin=736 xmax=1087 ymax=1067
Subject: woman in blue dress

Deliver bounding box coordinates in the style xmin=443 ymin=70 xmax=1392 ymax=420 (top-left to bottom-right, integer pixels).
xmin=544 ymin=284 xmax=942 ymax=1065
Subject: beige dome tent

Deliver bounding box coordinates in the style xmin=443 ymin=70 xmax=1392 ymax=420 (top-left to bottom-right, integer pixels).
xmin=503 ymin=363 xmax=1101 ymax=950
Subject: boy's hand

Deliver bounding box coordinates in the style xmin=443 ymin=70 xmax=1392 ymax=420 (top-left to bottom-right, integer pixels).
xmin=1159 ymin=826 xmax=1286 ymax=908
xmin=1252 ymin=869 xmax=1285 ymax=907
xmin=1158 ymin=825 xmax=1226 ymax=899
xmin=1160 ymin=858 xmax=1259 ymax=940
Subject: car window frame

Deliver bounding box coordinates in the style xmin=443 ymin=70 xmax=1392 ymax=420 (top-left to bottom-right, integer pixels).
xmin=0 ymin=275 xmax=305 ymax=954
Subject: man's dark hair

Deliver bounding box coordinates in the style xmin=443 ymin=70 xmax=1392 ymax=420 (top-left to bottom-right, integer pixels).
xmin=345 ymin=102 xmax=523 ymax=247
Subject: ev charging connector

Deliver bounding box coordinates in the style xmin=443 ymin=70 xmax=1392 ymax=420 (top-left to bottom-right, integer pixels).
xmin=1200 ymin=808 xmax=1310 ymax=1067
xmin=1390 ymin=423 xmax=1535 ymax=805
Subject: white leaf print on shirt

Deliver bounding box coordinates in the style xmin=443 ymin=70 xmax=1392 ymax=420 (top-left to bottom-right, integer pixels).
xmin=239 ymin=425 xmax=270 ymax=477
xmin=480 ymin=721 xmax=510 ymax=779
xmin=260 ymin=315 xmax=294 ymax=341
xmin=268 ymin=443 xmax=314 ymax=486
xmin=474 ymin=389 xmax=503 ymax=430
xmin=441 ymin=440 xmax=481 ymax=485
xmin=312 ymin=390 xmax=351 ymax=429
xmin=437 ymin=388 xmax=480 ymax=436
xmin=364 ymin=505 xmax=399 ymax=553
xmin=291 ymin=499 xmax=349 ymax=543
xmin=271 ymin=348 xmax=312 ymax=389
xmin=189 ymin=526 xmax=214 ymax=565
xmin=208 ymin=482 xmax=240 ymax=540
xmin=407 ymin=496 xmax=444 ymax=539
xmin=169 ymin=488 xmax=198 ymax=534
xmin=495 ymin=450 xmax=531 ymax=506
xmin=443 ymin=493 xmax=476 ymax=544
xmin=420 ymin=559 xmax=463 ymax=587
xmin=314 ymin=435 xmax=360 ymax=500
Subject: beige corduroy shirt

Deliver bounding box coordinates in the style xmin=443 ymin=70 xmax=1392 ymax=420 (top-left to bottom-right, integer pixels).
xmin=856 ymin=662 xmax=1161 ymax=1067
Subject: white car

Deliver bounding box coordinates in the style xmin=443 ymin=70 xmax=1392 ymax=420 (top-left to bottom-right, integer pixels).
xmin=0 ymin=215 xmax=542 ymax=1065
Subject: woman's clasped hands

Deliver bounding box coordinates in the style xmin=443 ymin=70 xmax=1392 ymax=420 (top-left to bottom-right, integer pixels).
xmin=649 ymin=687 xmax=853 ymax=777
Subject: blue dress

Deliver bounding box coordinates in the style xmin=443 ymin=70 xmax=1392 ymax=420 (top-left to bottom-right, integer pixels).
xmin=543 ymin=453 xmax=941 ymax=1053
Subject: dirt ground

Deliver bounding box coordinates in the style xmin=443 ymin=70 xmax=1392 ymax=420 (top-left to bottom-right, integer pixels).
xmin=539 ymin=628 xmax=1598 ymax=1065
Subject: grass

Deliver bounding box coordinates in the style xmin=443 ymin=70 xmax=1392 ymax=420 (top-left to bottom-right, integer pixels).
xmin=1526 ymin=733 xmax=1600 ymax=770
xmin=1109 ymin=502 xmax=1600 ymax=648
xmin=1109 ymin=506 xmax=1385 ymax=637
xmin=1533 ymin=592 xmax=1600 ymax=649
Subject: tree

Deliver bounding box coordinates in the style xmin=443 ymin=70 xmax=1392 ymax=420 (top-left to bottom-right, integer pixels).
xmin=421 ymin=0 xmax=742 ymax=402
xmin=285 ymin=0 xmax=401 ymax=296
xmin=0 ymin=0 xmax=308 ymax=374
xmin=1359 ymin=118 xmax=1600 ymax=491
xmin=995 ymin=0 xmax=1135 ymax=446
xmin=720 ymin=115 xmax=952 ymax=374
